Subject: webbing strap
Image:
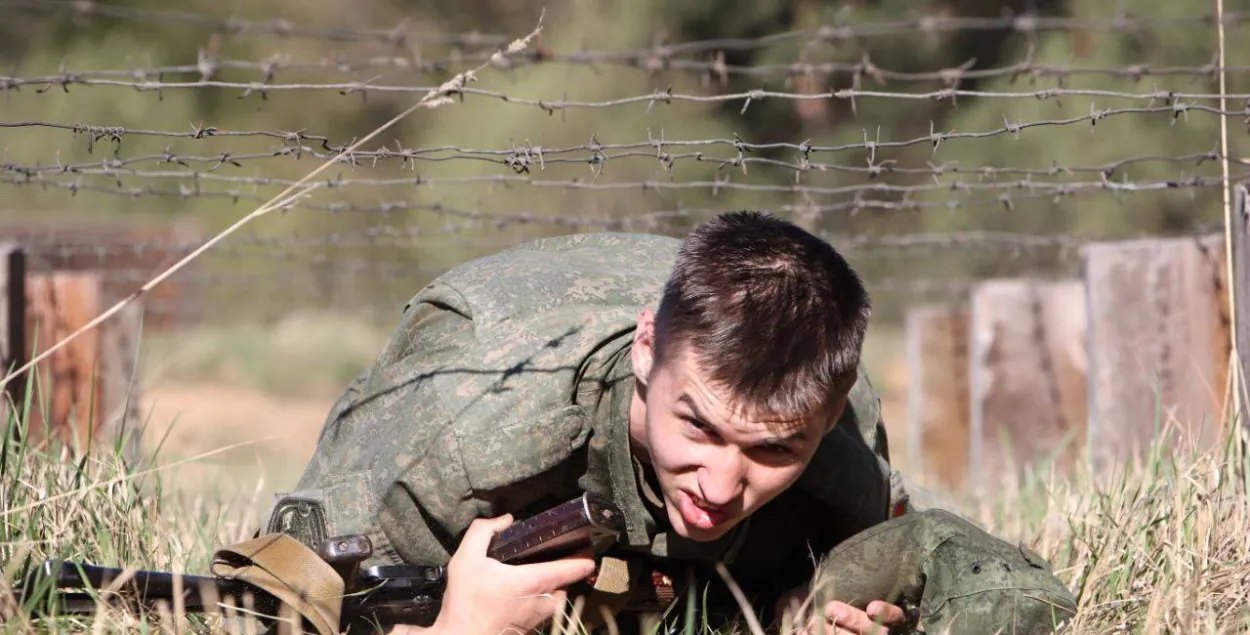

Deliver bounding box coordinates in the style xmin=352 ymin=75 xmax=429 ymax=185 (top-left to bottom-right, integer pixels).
xmin=578 ymin=555 xmax=639 ymax=630
xmin=211 ymin=533 xmax=345 ymax=635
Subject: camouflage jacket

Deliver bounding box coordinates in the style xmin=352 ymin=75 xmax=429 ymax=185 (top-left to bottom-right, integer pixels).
xmin=264 ymin=232 xmax=1065 ymax=627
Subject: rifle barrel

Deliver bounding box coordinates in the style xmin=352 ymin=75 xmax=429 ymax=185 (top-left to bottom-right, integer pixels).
xmin=17 ymin=560 xmax=271 ymax=615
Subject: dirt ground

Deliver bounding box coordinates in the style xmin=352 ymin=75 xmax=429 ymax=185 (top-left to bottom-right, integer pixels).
xmin=137 ymin=381 xmax=337 ymax=507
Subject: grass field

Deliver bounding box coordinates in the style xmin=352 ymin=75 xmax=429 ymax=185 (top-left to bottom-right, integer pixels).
xmin=1 ymin=313 xmax=1249 ymax=634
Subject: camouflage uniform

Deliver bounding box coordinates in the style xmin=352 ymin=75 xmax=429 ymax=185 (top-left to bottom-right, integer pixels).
xmin=261 ymin=232 xmax=1076 ymax=633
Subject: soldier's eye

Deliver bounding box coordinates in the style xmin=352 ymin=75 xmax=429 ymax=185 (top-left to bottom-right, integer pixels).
xmin=683 ymin=417 xmax=719 ymax=441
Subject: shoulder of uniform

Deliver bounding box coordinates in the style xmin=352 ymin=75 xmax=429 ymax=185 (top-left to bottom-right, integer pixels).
xmin=843 ymin=362 xmax=883 ymax=433
xmin=415 ymin=233 xmax=678 ymax=337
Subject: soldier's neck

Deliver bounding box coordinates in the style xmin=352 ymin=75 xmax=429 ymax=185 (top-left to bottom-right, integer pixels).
xmin=627 ymin=376 xmax=652 ymax=467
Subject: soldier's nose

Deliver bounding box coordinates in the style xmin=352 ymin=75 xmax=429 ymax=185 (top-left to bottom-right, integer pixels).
xmin=697 ymin=454 xmax=745 ymax=506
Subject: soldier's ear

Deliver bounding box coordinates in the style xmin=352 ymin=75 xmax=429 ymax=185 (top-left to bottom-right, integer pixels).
xmin=632 ymin=309 xmax=656 ymax=384
xmin=822 ymin=390 xmax=851 ymax=435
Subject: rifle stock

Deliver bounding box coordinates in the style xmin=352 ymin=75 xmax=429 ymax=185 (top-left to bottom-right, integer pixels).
xmin=10 ymin=492 xmax=628 ymax=633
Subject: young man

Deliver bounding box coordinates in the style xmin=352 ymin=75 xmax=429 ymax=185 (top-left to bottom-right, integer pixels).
xmin=261 ymin=212 xmax=1075 ymax=635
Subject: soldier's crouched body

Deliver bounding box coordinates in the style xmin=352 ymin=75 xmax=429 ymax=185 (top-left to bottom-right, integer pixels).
xmin=262 ymin=212 xmax=1078 ymax=635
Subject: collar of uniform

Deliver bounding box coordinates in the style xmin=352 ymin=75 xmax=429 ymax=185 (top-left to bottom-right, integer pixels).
xmin=576 ymin=333 xmax=656 ymax=548
xmin=627 ymin=454 xmax=749 ymax=562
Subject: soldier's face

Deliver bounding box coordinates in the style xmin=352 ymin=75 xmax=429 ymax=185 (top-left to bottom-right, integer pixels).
xmin=629 ymin=310 xmax=843 ymax=542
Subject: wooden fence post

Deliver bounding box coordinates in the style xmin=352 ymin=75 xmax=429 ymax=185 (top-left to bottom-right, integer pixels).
xmin=1232 ymin=183 xmax=1250 ymax=431
xmin=1082 ymin=233 xmax=1231 ymax=472
xmin=20 ymin=270 xmax=143 ymax=458
xmin=0 ymin=243 xmax=26 ymax=425
xmin=24 ymin=271 xmax=102 ymax=452
xmin=968 ymin=279 xmax=1088 ymax=485
xmin=905 ymin=305 xmax=971 ymax=489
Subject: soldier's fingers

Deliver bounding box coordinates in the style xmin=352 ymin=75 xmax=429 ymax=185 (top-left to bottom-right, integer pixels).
xmin=520 ymin=553 xmax=597 ymax=590
xmin=865 ymin=601 xmax=906 ymax=626
xmin=457 ymin=514 xmax=515 ymax=559
xmin=824 ymin=601 xmax=888 ymax=635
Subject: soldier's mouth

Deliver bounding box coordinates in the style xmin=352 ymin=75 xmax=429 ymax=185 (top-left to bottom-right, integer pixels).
xmin=676 ymin=490 xmax=731 ymax=530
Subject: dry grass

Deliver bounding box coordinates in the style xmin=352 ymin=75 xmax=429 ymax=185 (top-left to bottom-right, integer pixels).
xmin=1 ymin=322 xmax=1249 ymax=635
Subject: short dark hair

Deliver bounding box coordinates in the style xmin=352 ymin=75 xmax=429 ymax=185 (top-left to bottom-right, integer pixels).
xmin=652 ymin=211 xmax=870 ymax=421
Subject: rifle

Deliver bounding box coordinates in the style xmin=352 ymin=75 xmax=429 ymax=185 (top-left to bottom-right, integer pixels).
xmin=10 ymin=491 xmax=630 ymax=633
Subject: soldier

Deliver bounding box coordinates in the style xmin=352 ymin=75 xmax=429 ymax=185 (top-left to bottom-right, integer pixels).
xmin=261 ymin=211 xmax=1077 ymax=635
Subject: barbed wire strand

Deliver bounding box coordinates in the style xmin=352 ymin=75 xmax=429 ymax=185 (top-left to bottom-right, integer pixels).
xmin=4 ymin=170 xmax=1238 ymax=225
xmin=3 ymin=46 xmax=1249 ymax=88
xmin=3 ymin=167 xmax=1240 ymax=201
xmin=0 ymin=111 xmax=1236 ymax=175
xmin=5 ymin=0 xmax=1249 ymax=51
xmin=1 ymin=100 xmax=1239 ymax=168
xmin=7 ymin=71 xmax=1250 ymax=111
xmin=0 ymin=14 xmax=549 ymax=391
xmin=0 ymin=150 xmax=1235 ymax=187
xmin=0 ymin=223 xmax=1137 ymax=255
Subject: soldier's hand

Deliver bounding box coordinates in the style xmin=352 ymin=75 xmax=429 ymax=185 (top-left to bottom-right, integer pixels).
xmin=775 ymin=584 xmax=907 ymax=635
xmin=819 ymin=600 xmax=906 ymax=635
xmin=426 ymin=514 xmax=597 ymax=635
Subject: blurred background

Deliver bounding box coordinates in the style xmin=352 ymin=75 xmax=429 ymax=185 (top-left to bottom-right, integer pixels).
xmin=1 ymin=0 xmax=1246 ymax=515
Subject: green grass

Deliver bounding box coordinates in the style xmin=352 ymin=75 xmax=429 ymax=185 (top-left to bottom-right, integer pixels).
xmin=2 ymin=331 xmax=1250 ymax=634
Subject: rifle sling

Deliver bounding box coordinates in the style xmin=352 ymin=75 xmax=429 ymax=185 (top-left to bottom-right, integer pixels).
xmin=210 ymin=533 xmax=344 ymax=635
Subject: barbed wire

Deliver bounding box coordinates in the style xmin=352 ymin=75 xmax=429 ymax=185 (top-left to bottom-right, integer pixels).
xmin=6 ymin=225 xmax=1092 ymax=325
xmin=15 ymin=265 xmax=1071 ymax=296
xmin=6 ymin=70 xmax=1250 ymax=113
xmin=0 ymin=223 xmax=1113 ymax=256
xmin=0 ymin=147 xmax=1233 ymax=183
xmin=3 ymin=170 xmax=1237 ymax=222
xmin=3 ymin=2 xmax=1244 ymax=331
xmin=1 ymin=164 xmax=1238 ymax=202
xmin=55 ymin=274 xmax=1003 ymax=321
xmin=1 ymin=229 xmax=1152 ymax=305
xmin=3 ymin=49 xmax=1248 ymax=88
xmin=1 ymin=102 xmax=1238 ymax=170
xmin=5 ymin=0 xmax=1248 ymax=52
